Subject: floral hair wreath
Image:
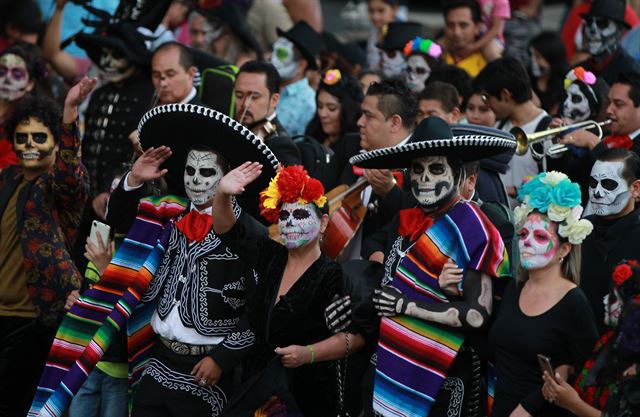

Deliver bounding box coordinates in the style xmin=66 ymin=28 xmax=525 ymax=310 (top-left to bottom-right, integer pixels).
xmin=514 ymin=171 xmax=593 ymax=244
xmin=259 ymin=165 xmax=327 ymax=224
xmin=564 ymin=66 xmax=596 ymax=90
xmin=323 ymin=69 xmax=342 ymax=86
xmin=403 ymin=37 xmax=442 ymax=58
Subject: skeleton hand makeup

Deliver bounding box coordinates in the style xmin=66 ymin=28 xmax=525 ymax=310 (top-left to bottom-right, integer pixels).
xmin=0 ymin=53 xmax=29 ymax=101
xmin=99 ymin=48 xmax=134 ymax=83
xmin=562 ymin=82 xmax=592 ymax=123
xmin=13 ymin=117 xmax=56 ymax=171
xmin=410 ymin=156 xmax=457 ymax=208
xmin=184 ymin=150 xmax=224 ymax=206
xmin=518 ymin=212 xmax=560 ymax=270
xmin=373 ymin=285 xmax=408 ymax=317
xmin=603 ymin=291 xmax=622 ymax=327
xmin=582 ymin=17 xmax=621 ymax=57
xmin=380 ymin=50 xmax=407 ymax=79
xmin=589 ymin=160 xmax=631 ymax=217
xmin=324 ymin=295 xmax=352 ymax=333
xmin=404 ymin=55 xmax=430 ymax=93
xmin=278 ymin=201 xmax=322 ymax=249
xmin=271 ymin=38 xmax=298 ymax=80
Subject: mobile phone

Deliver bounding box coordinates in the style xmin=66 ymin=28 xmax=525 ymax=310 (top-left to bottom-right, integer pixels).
xmin=89 ymin=220 xmax=111 ymax=249
xmin=537 ymin=354 xmax=556 ymax=381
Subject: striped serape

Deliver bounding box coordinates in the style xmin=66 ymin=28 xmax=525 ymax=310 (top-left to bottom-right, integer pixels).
xmin=373 ymin=202 xmax=509 ymax=417
xmin=29 ymin=195 xmax=187 ymax=417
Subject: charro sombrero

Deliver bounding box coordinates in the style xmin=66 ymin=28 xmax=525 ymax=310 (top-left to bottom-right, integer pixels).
xmin=349 ymin=117 xmax=516 ymax=169
xmin=138 ymin=103 xmax=279 ymax=208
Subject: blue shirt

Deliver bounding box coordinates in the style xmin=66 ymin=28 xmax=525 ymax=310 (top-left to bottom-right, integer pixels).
xmin=276 ymin=77 xmax=316 ymax=137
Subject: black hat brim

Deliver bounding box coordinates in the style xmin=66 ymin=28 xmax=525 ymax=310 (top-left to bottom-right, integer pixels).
xmin=138 ymin=104 xmax=279 ymax=209
xmin=276 ymin=27 xmax=319 ymax=70
xmin=350 ymin=135 xmax=517 ymax=169
xmin=75 ymin=32 xmax=151 ymax=67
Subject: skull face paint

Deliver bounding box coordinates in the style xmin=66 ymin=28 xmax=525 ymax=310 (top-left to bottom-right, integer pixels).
xmin=13 ymin=117 xmax=56 ymax=170
xmin=271 ymin=38 xmax=298 ymax=80
xmin=99 ymin=48 xmax=134 ymax=83
xmin=603 ymin=290 xmax=623 ymax=327
xmin=404 ymin=55 xmax=430 ymax=93
xmin=278 ymin=202 xmax=322 ymax=249
xmin=0 ymin=53 xmax=29 ymax=101
xmin=183 ymin=150 xmax=223 ymax=206
xmin=582 ymin=17 xmax=620 ymax=56
xmin=410 ymin=156 xmax=456 ymax=207
xmin=517 ymin=212 xmax=560 ymax=270
xmin=380 ymin=50 xmax=407 ymax=79
xmin=589 ymin=160 xmax=630 ymax=217
xmin=562 ymin=82 xmax=592 ymax=123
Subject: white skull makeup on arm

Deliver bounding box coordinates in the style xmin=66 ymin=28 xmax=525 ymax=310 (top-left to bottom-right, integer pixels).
xmin=562 ymin=82 xmax=593 ymax=123
xmin=278 ymin=201 xmax=322 ymax=249
xmin=589 ymin=160 xmax=631 ymax=217
xmin=270 ymin=38 xmax=298 ymax=80
xmin=99 ymin=47 xmax=135 ymax=83
xmin=405 ymin=55 xmax=430 ymax=93
xmin=0 ymin=53 xmax=30 ymax=101
xmin=582 ymin=17 xmax=621 ymax=57
xmin=409 ymin=155 xmax=458 ymax=209
xmin=183 ymin=149 xmax=224 ymax=207
xmin=13 ymin=117 xmax=57 ymax=170
xmin=603 ymin=289 xmax=623 ymax=327
xmin=380 ymin=50 xmax=407 ymax=79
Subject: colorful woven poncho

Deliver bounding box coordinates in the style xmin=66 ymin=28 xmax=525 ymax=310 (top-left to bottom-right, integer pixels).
xmin=29 ymin=195 xmax=188 ymax=417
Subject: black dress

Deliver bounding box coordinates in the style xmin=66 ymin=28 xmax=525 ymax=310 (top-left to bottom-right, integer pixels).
xmin=488 ymin=280 xmax=598 ymax=417
xmin=220 ymin=221 xmax=343 ymax=417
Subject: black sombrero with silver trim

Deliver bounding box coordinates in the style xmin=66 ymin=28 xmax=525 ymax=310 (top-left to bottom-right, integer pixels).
xmin=350 ymin=117 xmax=516 ymax=169
xmin=138 ymin=103 xmax=279 ymax=207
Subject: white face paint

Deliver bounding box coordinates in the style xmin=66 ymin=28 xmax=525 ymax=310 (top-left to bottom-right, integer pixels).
xmin=0 ymin=53 xmax=29 ymax=101
xmin=409 ymin=156 xmax=456 ymax=207
xmin=99 ymin=48 xmax=134 ymax=83
xmin=183 ymin=150 xmax=223 ymax=206
xmin=583 ymin=17 xmax=620 ymax=56
xmin=589 ymin=160 xmax=630 ymax=217
xmin=404 ymin=55 xmax=430 ymax=93
xmin=518 ymin=212 xmax=560 ymax=270
xmin=562 ymin=82 xmax=592 ymax=123
xmin=271 ymin=38 xmax=298 ymax=80
xmin=278 ymin=201 xmax=322 ymax=249
xmin=380 ymin=50 xmax=407 ymax=79
xmin=603 ymin=291 xmax=623 ymax=327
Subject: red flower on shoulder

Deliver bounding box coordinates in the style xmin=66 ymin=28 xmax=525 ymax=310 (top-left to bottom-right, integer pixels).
xmin=613 ymin=264 xmax=633 ymax=286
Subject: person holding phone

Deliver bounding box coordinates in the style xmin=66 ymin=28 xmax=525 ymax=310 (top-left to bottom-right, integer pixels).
xmin=486 ymin=171 xmax=599 ymax=417
xmin=212 ymin=164 xmax=365 ymax=417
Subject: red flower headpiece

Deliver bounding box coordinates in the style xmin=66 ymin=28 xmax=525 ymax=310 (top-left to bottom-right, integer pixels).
xmin=259 ymin=165 xmax=327 ymax=224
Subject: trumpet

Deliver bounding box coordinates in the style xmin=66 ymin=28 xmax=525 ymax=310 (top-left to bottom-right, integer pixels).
xmin=511 ymin=119 xmax=612 ymax=157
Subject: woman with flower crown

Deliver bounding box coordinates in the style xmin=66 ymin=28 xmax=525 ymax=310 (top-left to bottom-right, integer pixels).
xmin=488 ymin=171 xmax=599 ymax=417
xmin=212 ymin=163 xmax=365 ymax=417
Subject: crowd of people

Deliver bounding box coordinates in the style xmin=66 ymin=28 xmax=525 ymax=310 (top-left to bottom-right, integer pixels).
xmin=1 ymin=0 xmax=640 ymax=416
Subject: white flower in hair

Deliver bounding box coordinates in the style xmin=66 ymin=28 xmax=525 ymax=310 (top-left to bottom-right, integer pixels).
xmin=540 ymin=171 xmax=569 ymax=186
xmin=548 ymin=203 xmax=572 ymax=222
xmin=558 ymin=217 xmax=593 ymax=245
xmin=514 ymin=203 xmax=534 ymax=226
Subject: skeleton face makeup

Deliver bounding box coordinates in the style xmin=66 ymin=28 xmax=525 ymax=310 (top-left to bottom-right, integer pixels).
xmin=271 ymin=38 xmax=298 ymax=80
xmin=603 ymin=290 xmax=623 ymax=327
xmin=0 ymin=53 xmax=29 ymax=101
xmin=380 ymin=50 xmax=407 ymax=79
xmin=183 ymin=150 xmax=223 ymax=206
xmin=562 ymin=82 xmax=592 ymax=123
xmin=405 ymin=55 xmax=430 ymax=93
xmin=582 ymin=17 xmax=620 ymax=56
xmin=518 ymin=212 xmax=560 ymax=270
xmin=99 ymin=48 xmax=134 ymax=83
xmin=589 ymin=160 xmax=630 ymax=217
xmin=410 ymin=156 xmax=456 ymax=208
xmin=278 ymin=202 xmax=322 ymax=249
xmin=13 ymin=117 xmax=56 ymax=171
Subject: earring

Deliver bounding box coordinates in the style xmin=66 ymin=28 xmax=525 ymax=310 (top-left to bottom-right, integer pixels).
xmin=559 ymin=257 xmax=565 ymax=263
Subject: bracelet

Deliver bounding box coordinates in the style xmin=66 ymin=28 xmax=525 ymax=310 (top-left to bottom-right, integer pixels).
xmin=306 ymin=344 xmax=315 ymax=364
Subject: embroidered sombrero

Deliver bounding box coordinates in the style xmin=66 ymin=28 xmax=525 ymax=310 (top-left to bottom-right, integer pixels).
xmin=350 ymin=117 xmax=516 ymax=169
xmin=138 ymin=103 xmax=279 ymax=208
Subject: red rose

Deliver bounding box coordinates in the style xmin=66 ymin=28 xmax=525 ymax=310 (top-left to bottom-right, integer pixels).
xmin=277 ymin=166 xmax=307 ymax=203
xmin=261 ymin=208 xmax=279 ymax=224
xmin=301 ymin=178 xmax=324 ymax=203
xmin=612 ymin=264 xmax=633 ymax=286
xmin=629 ymin=259 xmax=639 ymax=267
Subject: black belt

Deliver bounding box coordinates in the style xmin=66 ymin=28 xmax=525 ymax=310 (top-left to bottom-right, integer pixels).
xmin=159 ymin=336 xmax=216 ymax=356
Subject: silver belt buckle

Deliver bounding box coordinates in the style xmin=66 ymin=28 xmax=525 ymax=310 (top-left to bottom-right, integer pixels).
xmin=170 ymin=340 xmax=191 ymax=355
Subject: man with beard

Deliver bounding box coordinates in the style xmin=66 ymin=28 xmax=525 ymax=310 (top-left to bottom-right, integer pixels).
xmin=0 ymin=77 xmax=92 ymax=417
xmin=576 ymin=0 xmax=640 ymax=86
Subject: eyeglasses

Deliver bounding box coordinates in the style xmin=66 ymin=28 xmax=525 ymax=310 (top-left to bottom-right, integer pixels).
xmin=14 ymin=132 xmax=50 ymax=145
xmin=0 ymin=65 xmax=27 ymax=81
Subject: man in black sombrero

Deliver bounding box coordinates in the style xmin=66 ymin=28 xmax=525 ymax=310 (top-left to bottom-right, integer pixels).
xmin=271 ymin=20 xmax=324 ymax=137
xmin=330 ymin=117 xmax=515 ymax=417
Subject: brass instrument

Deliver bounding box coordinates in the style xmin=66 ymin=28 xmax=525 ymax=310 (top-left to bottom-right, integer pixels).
xmin=511 ymin=119 xmax=612 ymax=157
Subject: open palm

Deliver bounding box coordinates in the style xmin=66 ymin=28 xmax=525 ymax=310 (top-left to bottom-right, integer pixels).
xmin=130 ymin=146 xmax=172 ymax=186
xmin=218 ymin=162 xmax=263 ymax=195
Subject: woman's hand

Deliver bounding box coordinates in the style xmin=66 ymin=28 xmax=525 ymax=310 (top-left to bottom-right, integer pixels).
xmin=542 ymin=371 xmax=582 ymax=411
xmin=439 ymin=258 xmax=462 ymax=296
xmin=191 ymin=356 xmax=222 ymax=386
xmin=275 ymin=345 xmax=310 ymax=368
xmin=63 ymin=76 xmax=98 ymax=123
xmin=217 ymin=162 xmax=263 ymax=196
xmin=85 ymin=232 xmax=114 ymax=275
xmin=509 ymin=404 xmax=532 ymax=417
xmin=623 ymin=364 xmax=637 ymax=377
xmin=65 ymin=289 xmax=80 ymax=310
